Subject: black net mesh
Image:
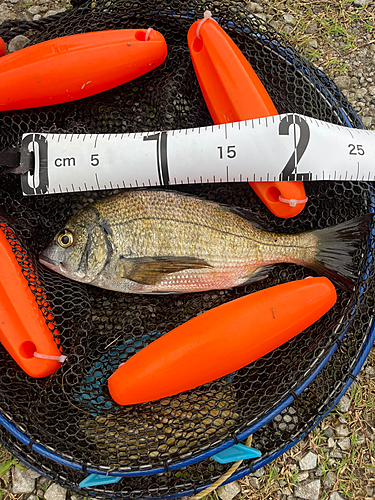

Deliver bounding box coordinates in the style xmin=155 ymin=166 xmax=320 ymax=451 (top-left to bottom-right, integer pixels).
xmin=0 ymin=313 xmax=373 ymax=499
xmin=0 ymin=0 xmax=374 ymax=488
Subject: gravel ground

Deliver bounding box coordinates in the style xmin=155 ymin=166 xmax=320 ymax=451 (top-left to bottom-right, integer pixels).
xmin=0 ymin=1 xmax=374 ymax=500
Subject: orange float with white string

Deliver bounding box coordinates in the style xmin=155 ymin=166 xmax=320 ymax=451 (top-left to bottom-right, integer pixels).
xmin=0 ymin=29 xmax=167 ymax=111
xmin=187 ymin=11 xmax=307 ymax=218
xmin=0 ymin=225 xmax=65 ymax=377
xmin=108 ymin=277 xmax=337 ymax=405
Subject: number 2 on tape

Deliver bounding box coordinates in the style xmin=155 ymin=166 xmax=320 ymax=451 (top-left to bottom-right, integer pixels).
xmin=279 ymin=115 xmax=312 ymax=181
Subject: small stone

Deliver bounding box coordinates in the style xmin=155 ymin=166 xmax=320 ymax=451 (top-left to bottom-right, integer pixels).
xmin=338 ymin=437 xmax=351 ymax=451
xmin=336 ymin=395 xmax=351 ymax=413
xmin=362 ymin=116 xmax=373 ymax=127
xmin=0 ymin=4 xmax=18 ymax=21
xmin=323 ymin=471 xmax=337 ymax=490
xmin=251 ymin=467 xmax=265 ymax=478
xmin=28 ymin=496 xmax=38 ymax=500
xmin=309 ymin=40 xmax=318 ymax=49
xmin=355 ymin=88 xmax=367 ymax=100
xmin=283 ymin=415 xmax=292 ymax=423
xmin=282 ymin=487 xmax=293 ymax=495
xmin=334 ymin=76 xmax=352 ymax=90
xmin=365 ymin=366 xmax=375 ymax=377
xmin=369 ymin=86 xmax=375 ymax=96
xmin=338 ymin=417 xmax=347 ymax=424
xmin=314 ymin=468 xmax=324 ymax=477
xmin=44 ymin=483 xmax=67 ymax=500
xmin=328 ymin=437 xmax=335 ymax=448
xmin=217 ymin=481 xmax=241 ymax=500
xmin=305 ymin=22 xmax=318 ymax=34
xmin=354 ymin=431 xmax=365 ymax=445
xmin=269 ymin=20 xmax=284 ymax=31
xmin=12 ymin=467 xmax=40 ymax=494
xmin=246 ymin=2 xmax=264 ymax=13
xmin=330 ymin=450 xmax=343 ymax=459
xmin=335 ymin=424 xmax=350 ymax=437
xmin=294 ymin=479 xmax=321 ymax=500
xmin=248 ymin=477 xmax=260 ymax=489
xmin=8 ymin=35 xmax=30 ymax=53
xmin=299 ymin=451 xmax=318 ymax=471
xmin=38 ymin=478 xmax=50 ymax=489
xmin=44 ymin=10 xmax=58 ymax=17
xmin=33 ymin=14 xmax=42 ymax=21
xmin=283 ymin=14 xmax=296 ymax=25
xmin=8 ymin=0 xmax=19 ymax=4
xmin=279 ymin=422 xmax=287 ymax=431
xmin=27 ymin=5 xmax=40 ymax=14
xmin=297 ymin=471 xmax=309 ymax=482
xmin=353 ymin=0 xmax=371 ymax=6
xmin=329 ymin=492 xmax=345 ymax=500
xmin=323 ymin=427 xmax=334 ymax=438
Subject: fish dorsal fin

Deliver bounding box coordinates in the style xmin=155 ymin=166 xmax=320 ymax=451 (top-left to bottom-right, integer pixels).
xmin=118 ymin=256 xmax=212 ymax=285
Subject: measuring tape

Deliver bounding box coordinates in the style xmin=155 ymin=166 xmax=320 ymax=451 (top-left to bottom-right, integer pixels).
xmin=19 ymin=113 xmax=375 ymax=196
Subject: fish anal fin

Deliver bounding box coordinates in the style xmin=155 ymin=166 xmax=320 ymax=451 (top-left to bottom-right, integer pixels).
xmin=118 ymin=256 xmax=212 ymax=285
xmin=241 ymin=265 xmax=275 ymax=286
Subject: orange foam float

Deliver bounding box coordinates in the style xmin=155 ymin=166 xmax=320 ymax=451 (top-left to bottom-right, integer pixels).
xmin=0 ymin=38 xmax=6 ymax=58
xmin=108 ymin=277 xmax=337 ymax=405
xmin=0 ymin=225 xmax=64 ymax=377
xmin=0 ymin=29 xmax=167 ymax=111
xmin=187 ymin=12 xmax=307 ymax=218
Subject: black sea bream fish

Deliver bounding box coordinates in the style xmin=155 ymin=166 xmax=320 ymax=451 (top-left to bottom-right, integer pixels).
xmin=39 ymin=190 xmax=370 ymax=293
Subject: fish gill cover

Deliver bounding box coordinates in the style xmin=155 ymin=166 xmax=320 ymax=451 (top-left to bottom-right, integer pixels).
xmin=0 ymin=0 xmax=374 ymax=497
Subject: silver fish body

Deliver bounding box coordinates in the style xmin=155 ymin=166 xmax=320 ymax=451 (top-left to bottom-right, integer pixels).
xmin=39 ymin=190 xmax=369 ymax=293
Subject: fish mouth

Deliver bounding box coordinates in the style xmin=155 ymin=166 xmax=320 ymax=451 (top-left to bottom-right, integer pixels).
xmin=39 ymin=254 xmax=59 ymax=269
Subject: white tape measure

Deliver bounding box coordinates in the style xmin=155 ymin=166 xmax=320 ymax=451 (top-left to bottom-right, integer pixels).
xmin=19 ymin=113 xmax=375 ymax=196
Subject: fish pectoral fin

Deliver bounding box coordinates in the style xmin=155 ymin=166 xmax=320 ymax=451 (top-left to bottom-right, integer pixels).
xmin=118 ymin=256 xmax=212 ymax=285
xmin=242 ymin=265 xmax=275 ymax=285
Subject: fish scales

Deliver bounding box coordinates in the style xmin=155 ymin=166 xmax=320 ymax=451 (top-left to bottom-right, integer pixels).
xmin=96 ymin=190 xmax=315 ymax=261
xmin=91 ymin=190 xmax=314 ymax=292
xmin=39 ymin=189 xmax=370 ymax=293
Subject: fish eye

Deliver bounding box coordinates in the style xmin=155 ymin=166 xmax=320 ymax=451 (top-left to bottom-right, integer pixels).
xmin=57 ymin=230 xmax=74 ymax=248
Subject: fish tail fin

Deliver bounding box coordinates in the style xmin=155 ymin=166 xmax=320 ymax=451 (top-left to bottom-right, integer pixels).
xmin=307 ymin=213 xmax=372 ymax=291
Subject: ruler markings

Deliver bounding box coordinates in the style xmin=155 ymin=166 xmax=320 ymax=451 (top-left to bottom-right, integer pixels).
xmin=19 ymin=113 xmax=375 ymax=196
